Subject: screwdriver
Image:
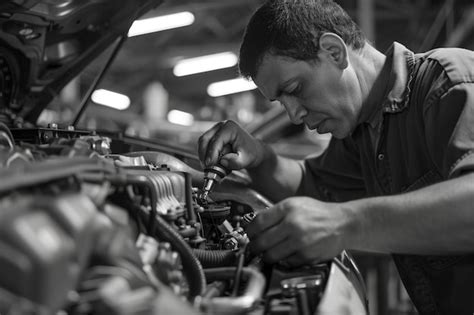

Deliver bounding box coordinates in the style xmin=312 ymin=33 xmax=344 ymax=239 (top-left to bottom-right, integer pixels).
xmin=200 ymin=164 xmax=230 ymax=202
xmin=200 ymin=144 xmax=232 ymax=202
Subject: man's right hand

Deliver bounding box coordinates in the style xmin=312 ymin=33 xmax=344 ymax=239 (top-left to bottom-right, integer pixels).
xmin=198 ymin=120 xmax=269 ymax=170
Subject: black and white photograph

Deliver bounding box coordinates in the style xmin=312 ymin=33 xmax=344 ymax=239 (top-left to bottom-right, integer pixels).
xmin=0 ymin=0 xmax=473 ymax=314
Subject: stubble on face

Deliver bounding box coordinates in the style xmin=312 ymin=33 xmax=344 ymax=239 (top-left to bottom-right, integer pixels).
xmin=255 ymin=53 xmax=364 ymax=139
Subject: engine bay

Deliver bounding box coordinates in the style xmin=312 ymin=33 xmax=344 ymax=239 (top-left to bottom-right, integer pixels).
xmin=0 ymin=124 xmax=367 ymax=314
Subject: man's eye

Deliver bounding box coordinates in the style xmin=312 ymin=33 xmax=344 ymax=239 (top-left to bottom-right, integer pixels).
xmin=288 ymin=85 xmax=301 ymax=96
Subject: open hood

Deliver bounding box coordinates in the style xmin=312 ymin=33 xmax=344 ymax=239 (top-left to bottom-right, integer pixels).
xmin=0 ymin=0 xmax=162 ymax=126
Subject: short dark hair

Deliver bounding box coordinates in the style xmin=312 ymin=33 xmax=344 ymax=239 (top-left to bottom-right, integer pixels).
xmin=238 ymin=0 xmax=365 ymax=79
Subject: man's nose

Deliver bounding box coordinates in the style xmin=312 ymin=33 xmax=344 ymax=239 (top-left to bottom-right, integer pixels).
xmin=281 ymin=99 xmax=306 ymax=124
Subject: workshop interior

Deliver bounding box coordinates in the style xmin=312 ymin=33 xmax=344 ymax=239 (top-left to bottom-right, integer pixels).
xmin=0 ymin=0 xmax=473 ymax=314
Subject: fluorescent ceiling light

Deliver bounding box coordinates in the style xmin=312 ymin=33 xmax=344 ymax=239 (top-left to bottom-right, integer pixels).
xmin=207 ymin=78 xmax=257 ymax=97
xmin=173 ymin=52 xmax=238 ymax=77
xmin=91 ymin=89 xmax=130 ymax=110
xmin=167 ymin=109 xmax=194 ymax=126
xmin=128 ymin=12 xmax=195 ymax=37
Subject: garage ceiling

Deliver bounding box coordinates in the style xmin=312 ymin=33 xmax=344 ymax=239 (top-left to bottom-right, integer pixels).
xmin=96 ymin=0 xmax=474 ymax=116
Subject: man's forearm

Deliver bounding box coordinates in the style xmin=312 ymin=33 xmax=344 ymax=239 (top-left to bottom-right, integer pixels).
xmin=345 ymin=172 xmax=474 ymax=255
xmin=247 ymin=142 xmax=304 ymax=202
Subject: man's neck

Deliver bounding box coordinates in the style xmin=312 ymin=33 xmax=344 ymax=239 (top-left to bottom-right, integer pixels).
xmin=350 ymin=43 xmax=388 ymax=125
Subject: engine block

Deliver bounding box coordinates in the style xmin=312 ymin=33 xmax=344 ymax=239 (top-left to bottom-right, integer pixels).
xmin=0 ymin=125 xmax=368 ymax=315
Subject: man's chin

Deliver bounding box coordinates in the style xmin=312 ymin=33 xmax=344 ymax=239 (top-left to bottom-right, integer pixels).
xmin=316 ymin=129 xmax=332 ymax=136
xmin=328 ymin=129 xmax=351 ymax=139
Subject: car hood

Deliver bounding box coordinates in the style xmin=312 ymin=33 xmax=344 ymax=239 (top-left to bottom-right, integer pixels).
xmin=0 ymin=0 xmax=162 ymax=126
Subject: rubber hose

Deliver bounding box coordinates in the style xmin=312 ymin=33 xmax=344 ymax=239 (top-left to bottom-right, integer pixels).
xmin=0 ymin=122 xmax=14 ymax=147
xmin=151 ymin=213 xmax=206 ymax=300
xmin=200 ymin=267 xmax=266 ymax=314
xmin=192 ymin=249 xmax=237 ymax=268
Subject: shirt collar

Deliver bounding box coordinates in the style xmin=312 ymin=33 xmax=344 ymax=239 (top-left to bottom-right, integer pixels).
xmin=365 ymin=42 xmax=416 ymax=129
xmin=383 ymin=42 xmax=416 ymax=112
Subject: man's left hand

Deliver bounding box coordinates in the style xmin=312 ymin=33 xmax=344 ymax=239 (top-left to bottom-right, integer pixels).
xmin=246 ymin=197 xmax=356 ymax=266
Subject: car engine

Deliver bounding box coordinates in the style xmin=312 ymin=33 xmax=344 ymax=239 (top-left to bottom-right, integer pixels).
xmin=0 ymin=1 xmax=368 ymax=314
xmin=0 ymin=125 xmax=368 ymax=315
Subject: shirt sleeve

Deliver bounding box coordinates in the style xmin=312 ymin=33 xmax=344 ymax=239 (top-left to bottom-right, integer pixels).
xmin=424 ymin=80 xmax=474 ymax=179
xmin=298 ymin=136 xmax=367 ymax=202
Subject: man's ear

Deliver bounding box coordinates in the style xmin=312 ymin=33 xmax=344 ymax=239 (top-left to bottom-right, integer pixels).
xmin=318 ymin=33 xmax=348 ymax=69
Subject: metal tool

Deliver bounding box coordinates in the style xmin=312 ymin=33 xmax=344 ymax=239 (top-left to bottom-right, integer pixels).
xmin=200 ymin=144 xmax=232 ymax=202
xmin=200 ymin=164 xmax=230 ymax=202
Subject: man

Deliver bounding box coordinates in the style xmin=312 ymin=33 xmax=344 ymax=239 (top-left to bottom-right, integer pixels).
xmin=197 ymin=0 xmax=474 ymax=313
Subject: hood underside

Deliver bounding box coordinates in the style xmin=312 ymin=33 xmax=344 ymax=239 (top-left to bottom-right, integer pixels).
xmin=0 ymin=0 xmax=163 ymax=126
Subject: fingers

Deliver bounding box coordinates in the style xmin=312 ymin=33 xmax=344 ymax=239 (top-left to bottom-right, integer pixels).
xmin=198 ymin=121 xmax=225 ymax=166
xmin=246 ymin=198 xmax=337 ymax=266
xmin=259 ymin=238 xmax=325 ymax=266
xmin=247 ymin=204 xmax=297 ymax=263
xmin=205 ymin=126 xmax=233 ymax=166
xmin=249 ymin=222 xmax=288 ymax=254
xmin=198 ymin=120 xmax=239 ymax=167
xmin=198 ymin=119 xmax=266 ymax=171
xmin=246 ymin=204 xmax=287 ymax=239
xmin=251 ymin=232 xmax=322 ymax=265
xmin=261 ymin=238 xmax=297 ymax=263
xmin=284 ymin=246 xmax=324 ymax=266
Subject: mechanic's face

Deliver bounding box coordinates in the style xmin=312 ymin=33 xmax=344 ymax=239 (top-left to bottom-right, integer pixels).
xmin=254 ymin=51 xmax=363 ymax=139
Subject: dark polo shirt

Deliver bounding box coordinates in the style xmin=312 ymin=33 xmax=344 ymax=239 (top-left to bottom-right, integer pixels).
xmin=300 ymin=42 xmax=474 ymax=314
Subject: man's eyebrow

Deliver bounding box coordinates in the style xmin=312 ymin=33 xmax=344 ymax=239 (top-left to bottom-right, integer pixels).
xmin=270 ymin=78 xmax=296 ymax=102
